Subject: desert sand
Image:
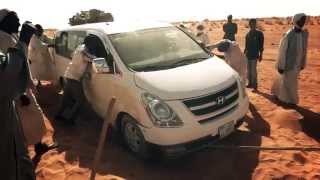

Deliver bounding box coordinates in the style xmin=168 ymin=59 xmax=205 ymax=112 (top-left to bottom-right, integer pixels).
xmin=35 ymin=17 xmax=320 ymax=180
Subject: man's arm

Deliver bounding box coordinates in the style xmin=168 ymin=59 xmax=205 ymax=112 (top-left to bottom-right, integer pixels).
xmin=300 ymin=31 xmax=309 ymax=70
xmin=244 ymin=34 xmax=248 ymax=54
xmin=234 ymin=23 xmax=238 ymax=34
xmin=258 ymin=32 xmax=264 ymax=61
xmin=277 ymin=34 xmax=289 ymax=73
xmin=223 ymin=24 xmax=227 ymax=33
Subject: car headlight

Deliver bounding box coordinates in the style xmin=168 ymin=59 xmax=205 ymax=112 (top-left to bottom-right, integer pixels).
xmin=141 ymin=93 xmax=183 ymax=128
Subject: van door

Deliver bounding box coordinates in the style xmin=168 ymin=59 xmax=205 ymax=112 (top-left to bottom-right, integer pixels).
xmin=82 ymin=33 xmax=117 ymax=119
xmin=54 ymin=31 xmax=87 ymax=83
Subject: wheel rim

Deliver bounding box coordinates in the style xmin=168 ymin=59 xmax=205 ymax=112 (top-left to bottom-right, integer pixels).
xmin=124 ymin=122 xmax=142 ymax=153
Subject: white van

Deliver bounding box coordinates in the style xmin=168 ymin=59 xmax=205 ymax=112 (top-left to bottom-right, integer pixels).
xmin=48 ymin=21 xmax=249 ymax=157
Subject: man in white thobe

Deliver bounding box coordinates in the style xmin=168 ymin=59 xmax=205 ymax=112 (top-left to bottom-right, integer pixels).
xmin=55 ymin=35 xmax=96 ymax=125
xmin=271 ymin=13 xmax=308 ymax=105
xmin=208 ymin=39 xmax=247 ymax=82
xmin=28 ymin=24 xmax=54 ymax=84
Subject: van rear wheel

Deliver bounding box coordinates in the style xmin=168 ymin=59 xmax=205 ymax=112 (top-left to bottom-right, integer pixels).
xmin=121 ymin=115 xmax=150 ymax=159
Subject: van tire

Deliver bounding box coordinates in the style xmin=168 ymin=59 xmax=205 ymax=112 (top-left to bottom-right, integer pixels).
xmin=121 ymin=115 xmax=150 ymax=159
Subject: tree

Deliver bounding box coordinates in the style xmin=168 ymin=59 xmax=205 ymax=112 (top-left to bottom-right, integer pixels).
xmin=69 ymin=9 xmax=114 ymax=26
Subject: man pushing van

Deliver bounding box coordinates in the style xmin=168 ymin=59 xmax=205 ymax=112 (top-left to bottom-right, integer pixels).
xmin=208 ymin=39 xmax=247 ymax=82
xmin=55 ymin=35 xmax=97 ymax=125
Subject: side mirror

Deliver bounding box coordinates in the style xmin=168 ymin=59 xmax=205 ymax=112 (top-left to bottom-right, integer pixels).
xmin=92 ymin=57 xmax=110 ymax=74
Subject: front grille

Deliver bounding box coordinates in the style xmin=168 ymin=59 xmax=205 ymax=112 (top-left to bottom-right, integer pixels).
xmin=183 ymin=81 xmax=239 ymax=116
xmin=198 ymin=104 xmax=238 ymax=124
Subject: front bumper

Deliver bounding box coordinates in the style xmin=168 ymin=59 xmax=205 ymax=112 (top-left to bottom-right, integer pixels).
xmin=146 ymin=116 xmax=245 ymax=157
xmin=141 ymin=95 xmax=249 ymax=147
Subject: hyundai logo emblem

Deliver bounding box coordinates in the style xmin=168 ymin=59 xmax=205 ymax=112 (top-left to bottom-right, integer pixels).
xmin=216 ymin=96 xmax=225 ymax=105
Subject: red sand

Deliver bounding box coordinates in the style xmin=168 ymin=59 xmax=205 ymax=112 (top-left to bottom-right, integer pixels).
xmin=34 ymin=17 xmax=320 ymax=180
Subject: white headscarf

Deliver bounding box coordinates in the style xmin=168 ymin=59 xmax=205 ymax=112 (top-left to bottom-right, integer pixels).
xmin=292 ymin=13 xmax=306 ymax=28
xmin=0 ymin=9 xmax=10 ymax=23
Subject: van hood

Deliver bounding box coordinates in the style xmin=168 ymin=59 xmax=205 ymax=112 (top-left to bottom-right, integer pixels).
xmin=134 ymin=57 xmax=237 ymax=100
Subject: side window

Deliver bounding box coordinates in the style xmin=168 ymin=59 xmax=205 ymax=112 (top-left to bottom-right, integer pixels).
xmin=88 ymin=34 xmax=114 ymax=70
xmin=67 ymin=31 xmax=86 ymax=58
xmin=55 ymin=31 xmax=86 ymax=59
xmin=55 ymin=31 xmax=68 ymax=57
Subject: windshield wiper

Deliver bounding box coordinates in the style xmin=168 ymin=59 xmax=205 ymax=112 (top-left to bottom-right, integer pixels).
xmin=170 ymin=57 xmax=208 ymax=67
xmin=134 ymin=64 xmax=173 ymax=72
xmin=134 ymin=57 xmax=209 ymax=72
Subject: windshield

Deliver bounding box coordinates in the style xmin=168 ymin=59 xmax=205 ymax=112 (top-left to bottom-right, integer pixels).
xmin=109 ymin=27 xmax=210 ymax=72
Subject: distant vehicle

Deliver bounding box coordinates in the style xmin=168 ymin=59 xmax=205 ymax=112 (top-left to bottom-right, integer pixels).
xmin=44 ymin=21 xmax=249 ymax=158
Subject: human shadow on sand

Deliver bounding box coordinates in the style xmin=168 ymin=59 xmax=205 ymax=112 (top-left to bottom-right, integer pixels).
xmin=255 ymin=90 xmax=320 ymax=142
xmin=35 ymin=83 xmax=272 ymax=180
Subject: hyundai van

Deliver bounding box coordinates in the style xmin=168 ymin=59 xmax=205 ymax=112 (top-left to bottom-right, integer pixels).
xmin=46 ymin=21 xmax=249 ymax=157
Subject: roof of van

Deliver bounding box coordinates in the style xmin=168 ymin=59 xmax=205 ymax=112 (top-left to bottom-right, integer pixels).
xmin=60 ymin=21 xmax=174 ymax=34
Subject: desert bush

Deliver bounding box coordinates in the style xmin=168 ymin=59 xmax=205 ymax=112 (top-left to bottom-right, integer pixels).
xmin=276 ymin=20 xmax=284 ymax=25
xmin=308 ymin=20 xmax=315 ymax=25
xmin=69 ymin=9 xmax=113 ymax=26
xmin=203 ymin=19 xmax=210 ymax=23
xmin=257 ymin=24 xmax=265 ymax=31
xmin=265 ymin=20 xmax=273 ymax=25
xmin=271 ymin=17 xmax=281 ymax=20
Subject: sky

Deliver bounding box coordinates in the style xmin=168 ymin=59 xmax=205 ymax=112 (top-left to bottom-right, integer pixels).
xmin=1 ymin=0 xmax=319 ymax=28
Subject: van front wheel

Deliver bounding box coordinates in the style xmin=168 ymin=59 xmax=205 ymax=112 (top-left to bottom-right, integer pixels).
xmin=121 ymin=115 xmax=150 ymax=159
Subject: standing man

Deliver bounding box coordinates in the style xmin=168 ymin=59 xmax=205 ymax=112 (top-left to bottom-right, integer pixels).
xmin=244 ymin=19 xmax=264 ymax=91
xmin=223 ymin=15 xmax=238 ymax=41
xmin=271 ymin=13 xmax=308 ymax=106
xmin=34 ymin=24 xmax=53 ymax=44
xmin=0 ymin=9 xmax=36 ymax=180
xmin=28 ymin=24 xmax=54 ymax=86
xmin=196 ymin=24 xmax=209 ymax=46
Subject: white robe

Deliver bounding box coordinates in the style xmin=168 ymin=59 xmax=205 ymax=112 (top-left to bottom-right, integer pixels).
xmin=271 ymin=33 xmax=304 ymax=104
xmin=224 ymin=41 xmax=247 ymax=82
xmin=28 ymin=35 xmax=55 ymax=81
xmin=16 ymin=89 xmax=46 ymax=145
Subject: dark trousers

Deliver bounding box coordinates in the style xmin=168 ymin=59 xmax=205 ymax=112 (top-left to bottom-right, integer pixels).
xmin=57 ymin=78 xmax=86 ymax=121
xmin=247 ymin=59 xmax=258 ymax=88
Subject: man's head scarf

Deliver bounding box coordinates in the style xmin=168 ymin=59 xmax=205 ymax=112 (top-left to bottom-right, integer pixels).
xmin=292 ymin=13 xmax=306 ymax=28
xmin=0 ymin=9 xmax=10 ymax=23
xmin=217 ymin=39 xmax=232 ymax=52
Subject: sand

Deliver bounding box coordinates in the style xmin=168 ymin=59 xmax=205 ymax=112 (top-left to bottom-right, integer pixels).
xmin=34 ymin=17 xmax=320 ymax=180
